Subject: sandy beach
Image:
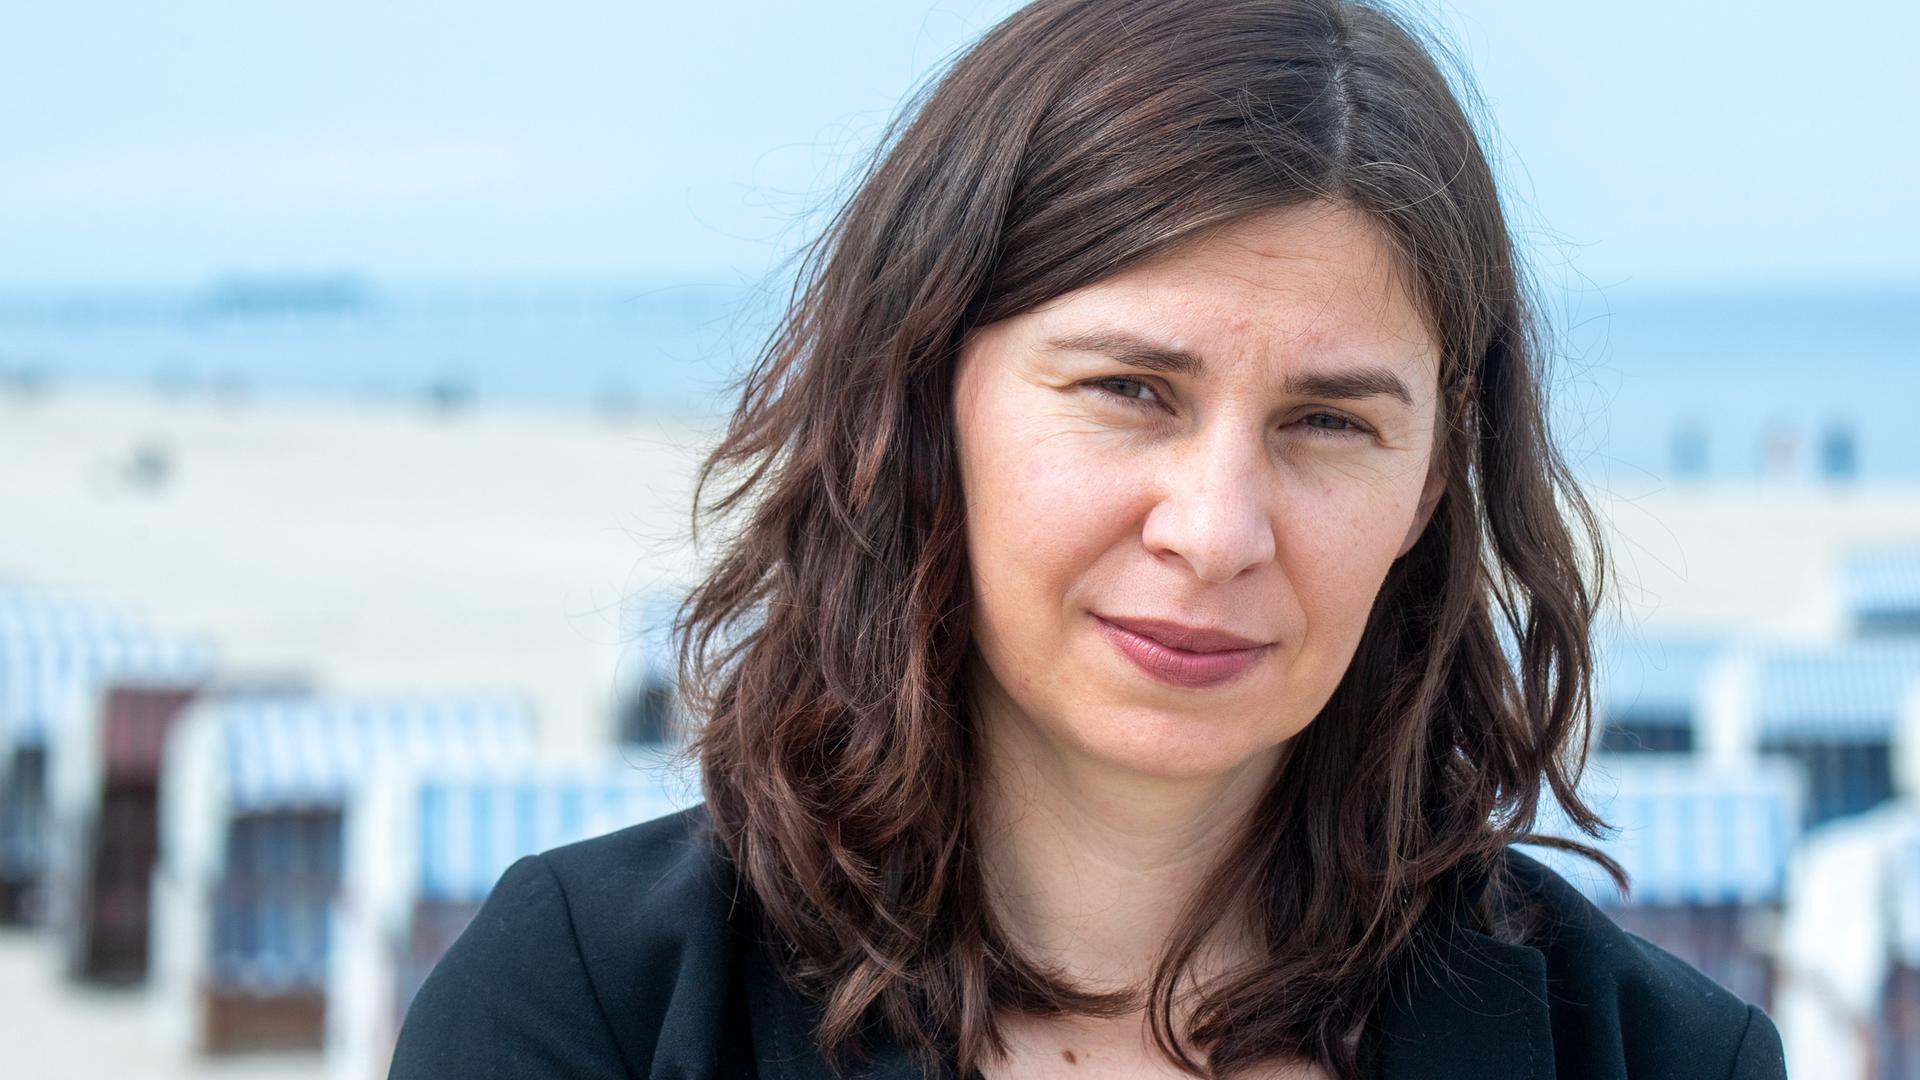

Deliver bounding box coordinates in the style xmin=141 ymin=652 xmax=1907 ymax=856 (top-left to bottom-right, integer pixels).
xmin=0 ymin=389 xmax=722 ymax=753
xmin=2 ymin=386 xmax=1917 ymax=1076
xmin=0 ymin=925 xmax=323 ymax=1080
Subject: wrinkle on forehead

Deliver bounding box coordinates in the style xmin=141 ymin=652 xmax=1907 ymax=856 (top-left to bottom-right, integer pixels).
xmin=971 ymin=199 xmax=1447 ymax=408
xmin=1163 ymin=201 xmax=1442 ymax=376
xmin=1229 ymin=207 xmax=1421 ymax=304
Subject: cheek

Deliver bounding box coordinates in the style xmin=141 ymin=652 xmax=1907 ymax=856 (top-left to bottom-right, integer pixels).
xmin=958 ymin=416 xmax=1149 ymax=702
xmin=962 ymin=418 xmax=1135 ymax=605
xmin=1280 ymin=463 xmax=1425 ymax=629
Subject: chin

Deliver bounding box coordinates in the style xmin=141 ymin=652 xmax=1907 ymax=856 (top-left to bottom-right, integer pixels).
xmin=1065 ymin=703 xmax=1286 ymax=783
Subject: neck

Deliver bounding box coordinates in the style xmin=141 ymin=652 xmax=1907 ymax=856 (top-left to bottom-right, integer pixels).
xmin=971 ymin=678 xmax=1283 ymax=995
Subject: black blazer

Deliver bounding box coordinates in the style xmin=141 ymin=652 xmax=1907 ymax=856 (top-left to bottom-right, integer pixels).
xmin=388 ymin=804 xmax=1786 ymax=1079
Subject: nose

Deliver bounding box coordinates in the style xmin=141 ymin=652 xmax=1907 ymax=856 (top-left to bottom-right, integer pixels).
xmin=1138 ymin=426 xmax=1278 ymax=583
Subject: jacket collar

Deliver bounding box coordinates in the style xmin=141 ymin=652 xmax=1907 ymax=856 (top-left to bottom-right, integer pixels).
xmin=1366 ymin=915 xmax=1556 ymax=1080
xmin=742 ymin=917 xmax=1555 ymax=1080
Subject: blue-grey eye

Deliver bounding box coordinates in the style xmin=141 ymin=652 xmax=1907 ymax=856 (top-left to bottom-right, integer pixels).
xmin=1300 ymin=412 xmax=1369 ymax=437
xmin=1093 ymin=376 xmax=1160 ymax=405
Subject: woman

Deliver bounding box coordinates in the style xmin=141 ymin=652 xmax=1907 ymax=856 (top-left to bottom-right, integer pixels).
xmin=388 ymin=1 xmax=1786 ymax=1077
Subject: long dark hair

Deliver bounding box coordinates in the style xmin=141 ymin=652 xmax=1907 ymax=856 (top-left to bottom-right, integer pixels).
xmin=673 ymin=1 xmax=1620 ymax=1077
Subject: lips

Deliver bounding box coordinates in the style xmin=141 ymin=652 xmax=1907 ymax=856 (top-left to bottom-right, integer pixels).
xmin=1094 ymin=615 xmax=1268 ymax=653
xmin=1092 ymin=614 xmax=1273 ymax=689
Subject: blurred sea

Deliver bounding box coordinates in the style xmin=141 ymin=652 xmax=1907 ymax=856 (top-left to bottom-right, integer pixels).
xmin=0 ymin=279 xmax=1913 ymax=485
xmin=0 ymin=277 xmax=772 ymax=420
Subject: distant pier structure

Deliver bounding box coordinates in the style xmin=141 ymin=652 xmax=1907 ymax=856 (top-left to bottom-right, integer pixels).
xmin=196 ymin=273 xmax=375 ymax=319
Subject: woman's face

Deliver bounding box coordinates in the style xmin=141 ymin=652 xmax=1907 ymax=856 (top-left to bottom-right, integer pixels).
xmin=952 ymin=201 xmax=1447 ymax=784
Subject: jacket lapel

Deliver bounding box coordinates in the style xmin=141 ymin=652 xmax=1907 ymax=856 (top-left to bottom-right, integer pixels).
xmin=1371 ymin=919 xmax=1557 ymax=1080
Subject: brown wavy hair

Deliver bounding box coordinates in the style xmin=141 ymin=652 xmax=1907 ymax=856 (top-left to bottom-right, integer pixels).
xmin=672 ymin=1 xmax=1622 ymax=1077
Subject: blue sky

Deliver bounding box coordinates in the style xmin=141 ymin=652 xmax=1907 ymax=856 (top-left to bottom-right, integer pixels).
xmin=2 ymin=0 xmax=1914 ymax=292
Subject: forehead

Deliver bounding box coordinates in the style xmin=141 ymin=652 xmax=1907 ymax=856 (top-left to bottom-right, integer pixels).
xmin=1026 ymin=202 xmax=1440 ymax=382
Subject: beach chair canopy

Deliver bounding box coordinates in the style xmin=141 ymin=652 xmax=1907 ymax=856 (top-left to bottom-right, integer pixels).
xmin=1755 ymin=639 xmax=1920 ymax=744
xmin=0 ymin=583 xmax=217 ymax=747
xmin=0 ymin=624 xmax=216 ymax=751
xmin=1523 ymin=754 xmax=1805 ymax=907
xmin=1844 ymin=548 xmax=1920 ymax=630
xmin=409 ymin=756 xmax=701 ymax=903
xmin=218 ymin=693 xmax=538 ymax=813
xmin=1595 ymin=633 xmax=1727 ymax=722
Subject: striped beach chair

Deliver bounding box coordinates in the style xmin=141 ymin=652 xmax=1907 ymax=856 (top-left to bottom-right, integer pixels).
xmin=1845 ymin=548 xmax=1920 ymax=638
xmin=1522 ymin=754 xmax=1804 ymax=1009
xmin=328 ymin=750 xmax=701 ymax=1080
xmin=48 ymin=673 xmax=310 ymax=986
xmin=151 ymin=691 xmax=536 ymax=1055
xmin=1754 ymin=639 xmax=1920 ymax=827
xmin=1594 ymin=632 xmax=1727 ymax=754
xmin=0 ymin=587 xmax=135 ymax=918
xmin=0 ymin=590 xmax=214 ymax=924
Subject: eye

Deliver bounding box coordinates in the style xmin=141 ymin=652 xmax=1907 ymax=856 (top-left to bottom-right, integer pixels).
xmin=1298 ymin=411 xmax=1372 ymax=438
xmin=1090 ymin=374 xmax=1159 ymax=407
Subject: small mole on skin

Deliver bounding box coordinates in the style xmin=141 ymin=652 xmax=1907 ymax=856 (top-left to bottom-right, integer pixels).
xmin=1061 ymin=1049 xmax=1078 ymax=1065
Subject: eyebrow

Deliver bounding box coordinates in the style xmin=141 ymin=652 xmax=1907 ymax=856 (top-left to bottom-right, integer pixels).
xmin=1041 ymin=328 xmax=1417 ymax=408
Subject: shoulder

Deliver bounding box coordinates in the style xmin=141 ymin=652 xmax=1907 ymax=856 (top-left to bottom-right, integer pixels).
xmin=389 ymin=803 xmax=749 ymax=1079
xmin=1492 ymin=847 xmax=1786 ymax=1079
xmin=536 ymin=801 xmax=737 ymax=937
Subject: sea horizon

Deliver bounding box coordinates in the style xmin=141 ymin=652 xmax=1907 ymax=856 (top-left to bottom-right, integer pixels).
xmin=2 ymin=275 xmax=1913 ymax=487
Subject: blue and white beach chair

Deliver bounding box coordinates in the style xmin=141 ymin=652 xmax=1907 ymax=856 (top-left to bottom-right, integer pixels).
xmin=1593 ymin=631 xmax=1729 ymax=754
xmin=1843 ymin=547 xmax=1920 ymax=638
xmin=1753 ymin=639 xmax=1920 ymax=827
xmin=326 ymin=749 xmax=700 ymax=1080
xmin=1523 ymin=753 xmax=1805 ymax=1009
xmin=0 ymin=587 xmax=214 ymax=923
xmin=151 ymin=691 xmax=536 ymax=1055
